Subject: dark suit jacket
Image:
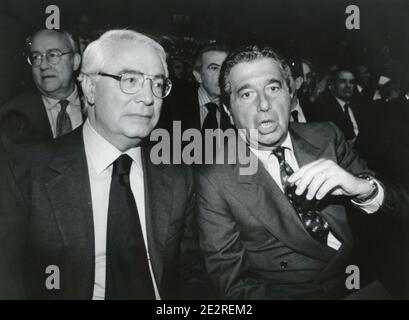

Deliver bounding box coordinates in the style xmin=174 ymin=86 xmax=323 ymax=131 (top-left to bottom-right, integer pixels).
xmin=195 ymin=122 xmax=375 ymax=299
xmin=0 ymin=88 xmax=85 ymax=144
xmin=309 ymin=89 xmax=361 ymax=140
xmin=0 ymin=136 xmax=27 ymax=299
xmin=11 ymin=127 xmax=210 ymax=299
xmin=158 ymin=86 xmax=232 ymax=134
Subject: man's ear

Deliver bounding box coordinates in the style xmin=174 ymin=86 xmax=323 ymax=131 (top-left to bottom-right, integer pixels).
xmin=222 ymin=103 xmax=235 ymax=126
xmin=193 ymin=69 xmax=202 ymax=84
xmin=72 ymin=53 xmax=81 ymax=72
xmin=295 ymin=76 xmax=304 ymax=91
xmin=80 ymin=74 xmax=96 ymax=106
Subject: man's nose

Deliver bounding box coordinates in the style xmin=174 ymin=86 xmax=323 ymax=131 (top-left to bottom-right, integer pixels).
xmin=135 ymin=79 xmax=154 ymax=105
xmin=39 ymin=55 xmax=51 ymax=70
xmin=258 ymin=92 xmax=271 ymax=112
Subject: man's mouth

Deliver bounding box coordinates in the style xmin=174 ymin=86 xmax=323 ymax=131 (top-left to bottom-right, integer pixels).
xmin=41 ymin=75 xmax=56 ymax=80
xmin=258 ymin=119 xmax=277 ymax=133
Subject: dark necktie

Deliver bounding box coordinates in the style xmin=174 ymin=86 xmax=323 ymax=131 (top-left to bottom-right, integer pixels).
xmin=291 ymin=110 xmax=299 ymax=123
xmin=202 ymin=102 xmax=219 ymax=131
xmin=272 ymin=147 xmax=330 ymax=244
xmin=105 ymin=154 xmax=155 ymax=300
xmin=56 ymin=99 xmax=72 ymax=137
xmin=342 ymin=103 xmax=355 ymax=140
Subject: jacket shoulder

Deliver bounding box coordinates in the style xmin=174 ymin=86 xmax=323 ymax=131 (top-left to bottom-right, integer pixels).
xmin=1 ymin=91 xmax=42 ymax=115
xmin=290 ymin=122 xmax=342 ymax=143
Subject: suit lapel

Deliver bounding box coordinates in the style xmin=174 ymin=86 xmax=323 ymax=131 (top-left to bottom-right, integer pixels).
xmin=234 ymin=153 xmax=335 ymax=262
xmin=33 ymin=92 xmax=54 ymax=140
xmin=142 ymin=146 xmax=173 ymax=289
xmin=45 ymin=128 xmax=95 ymax=295
xmin=291 ymin=126 xmax=353 ymax=244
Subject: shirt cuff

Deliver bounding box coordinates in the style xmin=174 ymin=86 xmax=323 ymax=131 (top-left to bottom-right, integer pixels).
xmin=351 ymin=179 xmax=385 ymax=214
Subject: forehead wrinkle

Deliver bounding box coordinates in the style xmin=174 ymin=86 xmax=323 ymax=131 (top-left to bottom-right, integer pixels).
xmin=31 ymin=32 xmax=70 ymax=52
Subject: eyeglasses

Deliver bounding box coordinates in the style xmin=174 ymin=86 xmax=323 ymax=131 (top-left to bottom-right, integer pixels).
xmin=98 ymin=71 xmax=172 ymax=99
xmin=27 ymin=49 xmax=73 ymax=67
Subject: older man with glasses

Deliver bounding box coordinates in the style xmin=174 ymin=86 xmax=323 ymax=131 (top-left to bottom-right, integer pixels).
xmin=7 ymin=29 xmax=211 ymax=300
xmin=0 ymin=29 xmax=84 ymax=144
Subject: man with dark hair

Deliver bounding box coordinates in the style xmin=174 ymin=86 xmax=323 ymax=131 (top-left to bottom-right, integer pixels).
xmin=0 ymin=29 xmax=84 ymax=144
xmin=162 ymin=42 xmax=232 ymax=134
xmin=196 ymin=45 xmax=387 ymax=299
xmin=310 ymin=67 xmax=361 ymax=142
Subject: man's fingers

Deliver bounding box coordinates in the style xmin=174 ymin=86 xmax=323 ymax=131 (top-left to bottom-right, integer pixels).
xmin=287 ymin=159 xmax=325 ymax=184
xmin=315 ymin=177 xmax=340 ymax=200
xmin=305 ymin=172 xmax=331 ymax=200
xmin=292 ymin=160 xmax=336 ymax=195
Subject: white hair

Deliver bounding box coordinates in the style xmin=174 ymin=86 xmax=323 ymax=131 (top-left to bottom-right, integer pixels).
xmin=80 ymin=29 xmax=168 ymax=77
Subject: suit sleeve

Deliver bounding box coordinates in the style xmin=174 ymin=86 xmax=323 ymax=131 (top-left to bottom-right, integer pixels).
xmin=178 ymin=167 xmax=217 ymax=299
xmin=329 ymin=122 xmax=370 ymax=174
xmin=0 ymin=137 xmax=27 ymax=298
xmin=195 ymin=170 xmax=289 ymax=299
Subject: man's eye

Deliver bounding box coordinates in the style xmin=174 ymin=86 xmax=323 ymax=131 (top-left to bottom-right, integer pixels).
xmin=241 ymin=91 xmax=254 ymax=99
xmin=267 ymin=85 xmax=280 ymax=93
xmin=48 ymin=52 xmax=59 ymax=58
xmin=209 ymin=65 xmax=219 ymax=71
xmin=153 ymin=81 xmax=164 ymax=88
xmin=123 ymin=76 xmax=138 ymax=85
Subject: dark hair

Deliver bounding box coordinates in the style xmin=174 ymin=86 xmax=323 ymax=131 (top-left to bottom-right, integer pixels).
xmin=332 ymin=66 xmax=355 ymax=83
xmin=193 ymin=42 xmax=229 ymax=71
xmin=219 ymin=45 xmax=288 ymax=108
xmin=286 ymin=57 xmax=303 ymax=79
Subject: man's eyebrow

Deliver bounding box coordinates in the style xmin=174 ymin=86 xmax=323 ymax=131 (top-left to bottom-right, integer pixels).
xmin=30 ymin=48 xmax=61 ymax=53
xmin=236 ymin=79 xmax=282 ymax=92
xmin=116 ymin=69 xmax=165 ymax=77
xmin=206 ymin=62 xmax=221 ymax=68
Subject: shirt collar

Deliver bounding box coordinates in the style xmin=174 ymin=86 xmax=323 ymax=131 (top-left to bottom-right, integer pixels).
xmin=335 ymin=96 xmax=348 ymax=109
xmin=42 ymin=86 xmax=80 ymax=110
xmin=292 ymin=99 xmax=302 ymax=112
xmin=83 ymin=119 xmax=142 ymax=176
xmin=249 ymin=132 xmax=294 ymax=162
xmin=198 ymin=86 xmax=220 ymax=108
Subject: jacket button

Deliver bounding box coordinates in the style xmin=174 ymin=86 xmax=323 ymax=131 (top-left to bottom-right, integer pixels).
xmin=280 ymin=260 xmax=288 ymax=269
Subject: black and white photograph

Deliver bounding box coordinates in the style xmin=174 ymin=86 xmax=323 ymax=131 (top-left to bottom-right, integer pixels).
xmin=0 ymin=0 xmax=409 ymax=305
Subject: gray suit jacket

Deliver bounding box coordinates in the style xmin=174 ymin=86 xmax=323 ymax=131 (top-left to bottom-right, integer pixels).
xmin=12 ymin=127 xmax=210 ymax=299
xmin=195 ymin=122 xmax=373 ymax=299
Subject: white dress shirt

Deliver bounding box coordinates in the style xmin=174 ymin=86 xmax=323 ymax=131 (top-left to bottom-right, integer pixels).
xmin=335 ymin=97 xmax=359 ymax=137
xmin=42 ymin=87 xmax=83 ymax=138
xmin=197 ymin=86 xmax=221 ymax=128
xmin=250 ymin=133 xmax=384 ymax=251
xmin=290 ymin=99 xmax=307 ymax=123
xmin=82 ymin=119 xmax=160 ymax=300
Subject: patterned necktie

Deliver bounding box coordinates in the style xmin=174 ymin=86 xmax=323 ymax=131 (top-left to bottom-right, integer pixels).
xmin=105 ymin=154 xmax=155 ymax=299
xmin=291 ymin=110 xmax=299 ymax=123
xmin=342 ymin=103 xmax=355 ymax=140
xmin=202 ymin=102 xmax=219 ymax=131
xmin=272 ymin=147 xmax=330 ymax=244
xmin=56 ymin=99 xmax=72 ymax=137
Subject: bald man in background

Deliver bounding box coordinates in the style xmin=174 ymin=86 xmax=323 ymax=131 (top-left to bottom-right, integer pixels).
xmin=0 ymin=29 xmax=84 ymax=144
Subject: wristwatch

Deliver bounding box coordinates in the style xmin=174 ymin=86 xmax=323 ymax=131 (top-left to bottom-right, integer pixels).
xmin=354 ymin=174 xmax=379 ymax=203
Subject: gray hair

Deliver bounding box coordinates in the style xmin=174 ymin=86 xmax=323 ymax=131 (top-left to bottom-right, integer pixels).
xmin=80 ymin=29 xmax=168 ymax=77
xmin=28 ymin=29 xmax=79 ymax=54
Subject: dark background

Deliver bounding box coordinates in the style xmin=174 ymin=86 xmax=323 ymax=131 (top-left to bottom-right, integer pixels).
xmin=1 ymin=0 xmax=409 ymax=104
